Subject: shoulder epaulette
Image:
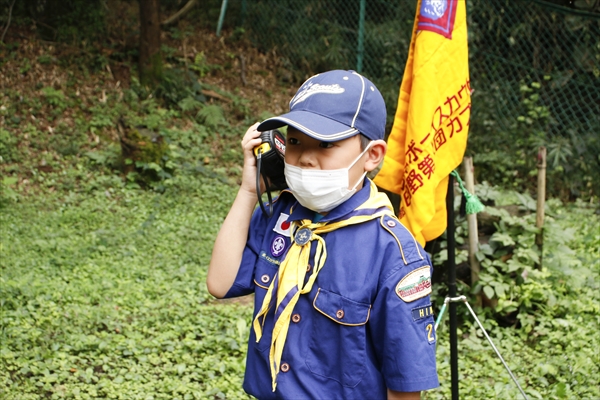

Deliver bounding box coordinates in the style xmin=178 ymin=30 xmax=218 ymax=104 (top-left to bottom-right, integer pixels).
xmin=379 ymin=214 xmax=425 ymax=265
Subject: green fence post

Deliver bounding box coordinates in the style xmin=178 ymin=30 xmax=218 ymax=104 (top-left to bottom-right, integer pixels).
xmin=241 ymin=0 xmax=247 ymax=26
xmin=356 ymin=0 xmax=365 ymax=73
xmin=216 ymin=0 xmax=229 ymax=37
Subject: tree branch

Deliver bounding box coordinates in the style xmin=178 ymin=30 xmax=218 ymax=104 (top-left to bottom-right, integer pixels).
xmin=161 ymin=0 xmax=198 ymax=27
xmin=1 ymin=0 xmax=17 ymax=43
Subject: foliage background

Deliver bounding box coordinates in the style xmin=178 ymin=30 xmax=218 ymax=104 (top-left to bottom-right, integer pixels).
xmin=240 ymin=0 xmax=600 ymax=201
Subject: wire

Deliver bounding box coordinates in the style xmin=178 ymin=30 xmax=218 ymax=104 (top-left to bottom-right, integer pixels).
xmin=436 ymin=296 xmax=530 ymax=400
xmin=256 ymin=150 xmax=274 ymax=218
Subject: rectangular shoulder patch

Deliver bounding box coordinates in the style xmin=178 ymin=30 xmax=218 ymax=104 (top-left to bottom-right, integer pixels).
xmin=412 ymin=304 xmax=434 ymax=321
xmin=396 ymin=266 xmax=432 ymax=302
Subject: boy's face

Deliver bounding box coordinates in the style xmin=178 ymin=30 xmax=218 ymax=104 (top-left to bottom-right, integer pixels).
xmin=285 ymin=127 xmax=368 ymax=190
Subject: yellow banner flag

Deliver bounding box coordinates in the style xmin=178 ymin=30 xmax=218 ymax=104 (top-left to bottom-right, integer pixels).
xmin=374 ymin=0 xmax=471 ymax=246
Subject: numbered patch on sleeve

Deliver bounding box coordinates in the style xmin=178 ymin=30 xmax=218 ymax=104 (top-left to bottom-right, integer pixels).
xmin=426 ymin=323 xmax=436 ymax=344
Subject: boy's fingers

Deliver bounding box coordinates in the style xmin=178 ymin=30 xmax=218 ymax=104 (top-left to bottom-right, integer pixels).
xmin=242 ymin=122 xmax=261 ymax=147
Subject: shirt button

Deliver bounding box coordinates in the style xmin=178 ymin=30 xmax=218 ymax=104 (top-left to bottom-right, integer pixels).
xmin=280 ymin=362 xmax=290 ymax=373
xmin=260 ymin=274 xmax=270 ymax=284
xmin=292 ymin=313 xmax=301 ymax=323
xmin=336 ymin=310 xmax=345 ymax=319
xmin=387 ymin=220 xmax=397 ymax=227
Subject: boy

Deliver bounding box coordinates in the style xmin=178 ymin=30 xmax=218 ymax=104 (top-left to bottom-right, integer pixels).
xmin=207 ymin=70 xmax=439 ymax=399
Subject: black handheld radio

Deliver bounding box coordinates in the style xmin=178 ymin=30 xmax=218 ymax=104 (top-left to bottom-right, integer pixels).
xmin=253 ymin=129 xmax=287 ymax=217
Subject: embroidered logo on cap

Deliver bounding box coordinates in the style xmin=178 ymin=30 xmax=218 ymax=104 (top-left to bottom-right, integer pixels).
xmin=273 ymin=213 xmax=291 ymax=237
xmin=395 ymin=266 xmax=432 ymax=302
xmin=291 ymin=82 xmax=345 ymax=107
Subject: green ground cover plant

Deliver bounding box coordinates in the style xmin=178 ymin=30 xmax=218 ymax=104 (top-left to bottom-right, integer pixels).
xmin=1 ymin=177 xmax=254 ymax=399
xmin=1 ymin=170 xmax=598 ymax=399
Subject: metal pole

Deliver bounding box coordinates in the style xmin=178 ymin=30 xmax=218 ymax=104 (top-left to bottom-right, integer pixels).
xmin=356 ymin=0 xmax=366 ymax=73
xmin=463 ymin=301 xmax=530 ymax=400
xmin=435 ymin=296 xmax=530 ymax=400
xmin=241 ymin=0 xmax=247 ymax=26
xmin=446 ymin=174 xmax=459 ymax=400
xmin=216 ymin=0 xmax=229 ymax=37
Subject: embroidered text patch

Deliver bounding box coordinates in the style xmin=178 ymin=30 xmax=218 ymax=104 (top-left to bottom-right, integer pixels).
xmin=412 ymin=304 xmax=434 ymax=321
xmin=260 ymin=251 xmax=281 ymax=266
xmin=395 ymin=266 xmax=432 ymax=302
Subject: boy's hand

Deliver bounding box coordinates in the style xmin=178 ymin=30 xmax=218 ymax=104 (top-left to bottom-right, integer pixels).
xmin=240 ymin=122 xmax=265 ymax=196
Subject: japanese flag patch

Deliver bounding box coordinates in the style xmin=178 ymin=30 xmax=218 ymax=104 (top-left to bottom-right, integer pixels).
xmin=273 ymin=212 xmax=291 ymax=237
xmin=395 ymin=266 xmax=432 ymax=302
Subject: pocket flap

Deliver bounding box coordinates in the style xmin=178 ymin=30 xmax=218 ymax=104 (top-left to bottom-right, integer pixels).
xmin=253 ymin=259 xmax=277 ymax=289
xmin=312 ymin=288 xmax=371 ymax=326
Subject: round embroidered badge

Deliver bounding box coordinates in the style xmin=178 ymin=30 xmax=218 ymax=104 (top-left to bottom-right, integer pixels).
xmin=421 ymin=0 xmax=447 ymax=20
xmin=294 ymin=227 xmax=312 ymax=246
xmin=271 ymin=235 xmax=287 ymax=257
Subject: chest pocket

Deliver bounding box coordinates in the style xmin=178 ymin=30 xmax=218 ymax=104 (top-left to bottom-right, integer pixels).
xmin=253 ymin=255 xmax=277 ymax=290
xmin=252 ymin=258 xmax=278 ymax=352
xmin=306 ymin=288 xmax=371 ymax=387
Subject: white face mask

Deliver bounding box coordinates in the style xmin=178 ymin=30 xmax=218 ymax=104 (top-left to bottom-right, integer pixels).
xmin=284 ymin=142 xmax=373 ymax=213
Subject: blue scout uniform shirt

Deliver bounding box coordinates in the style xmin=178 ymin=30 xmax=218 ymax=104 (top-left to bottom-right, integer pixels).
xmin=224 ymin=179 xmax=439 ymax=399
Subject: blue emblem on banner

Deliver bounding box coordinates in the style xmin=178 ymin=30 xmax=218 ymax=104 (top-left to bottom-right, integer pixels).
xmin=418 ymin=0 xmax=457 ymax=39
xmin=421 ymin=0 xmax=447 ymax=20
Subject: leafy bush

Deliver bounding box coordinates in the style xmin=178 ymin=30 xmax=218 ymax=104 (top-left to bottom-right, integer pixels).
xmin=427 ymin=184 xmax=599 ymax=399
xmin=17 ymin=0 xmax=107 ymax=44
xmin=155 ymin=68 xmax=206 ymax=108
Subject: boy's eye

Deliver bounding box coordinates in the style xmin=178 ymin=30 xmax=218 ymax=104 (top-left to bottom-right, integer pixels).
xmin=287 ymin=137 xmax=299 ymax=145
xmin=319 ymin=142 xmax=334 ymax=148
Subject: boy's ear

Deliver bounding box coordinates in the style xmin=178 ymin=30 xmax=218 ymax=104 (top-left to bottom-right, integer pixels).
xmin=365 ymin=140 xmax=387 ymax=172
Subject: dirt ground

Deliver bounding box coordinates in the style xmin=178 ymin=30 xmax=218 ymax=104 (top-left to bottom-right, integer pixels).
xmin=0 ymin=13 xmax=302 ymax=202
xmin=0 ymin=19 xmax=295 ymax=133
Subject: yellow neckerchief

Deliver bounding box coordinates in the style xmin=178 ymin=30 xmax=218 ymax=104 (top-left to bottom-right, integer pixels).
xmin=253 ymin=180 xmax=394 ymax=391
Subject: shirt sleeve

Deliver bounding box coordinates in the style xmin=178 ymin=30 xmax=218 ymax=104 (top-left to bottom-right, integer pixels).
xmin=222 ymin=206 xmax=266 ymax=298
xmin=369 ymin=258 xmax=440 ymax=392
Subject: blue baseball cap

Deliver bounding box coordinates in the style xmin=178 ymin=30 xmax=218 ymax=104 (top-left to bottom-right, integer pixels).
xmin=257 ymin=70 xmax=386 ymax=141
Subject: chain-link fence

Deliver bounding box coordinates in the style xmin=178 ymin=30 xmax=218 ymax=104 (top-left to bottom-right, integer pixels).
xmin=222 ymin=0 xmax=600 ymax=198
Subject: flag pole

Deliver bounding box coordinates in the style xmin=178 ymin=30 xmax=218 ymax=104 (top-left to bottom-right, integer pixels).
xmin=446 ymin=173 xmax=459 ymax=400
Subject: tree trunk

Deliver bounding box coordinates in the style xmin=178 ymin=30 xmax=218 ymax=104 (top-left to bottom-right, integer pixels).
xmin=139 ymin=0 xmax=162 ymax=88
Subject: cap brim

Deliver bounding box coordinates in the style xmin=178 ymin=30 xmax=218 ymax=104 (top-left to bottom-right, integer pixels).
xmin=257 ymin=111 xmax=359 ymax=142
